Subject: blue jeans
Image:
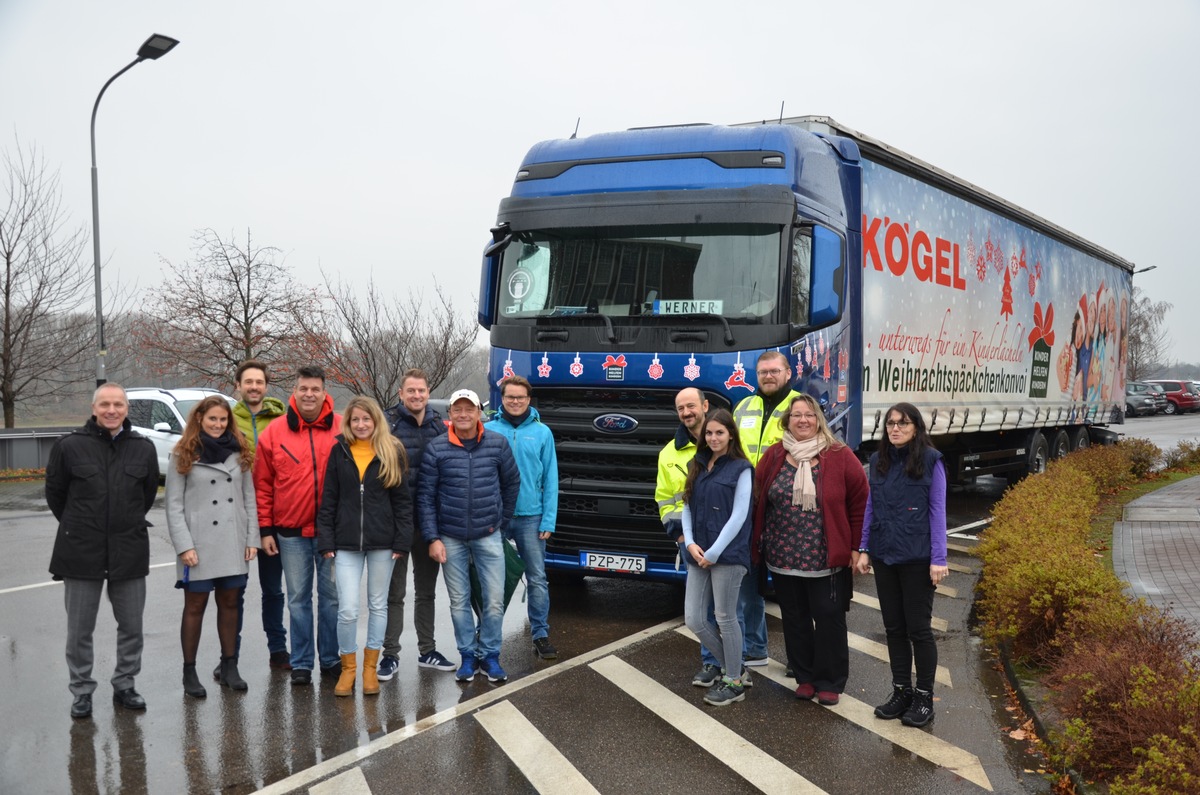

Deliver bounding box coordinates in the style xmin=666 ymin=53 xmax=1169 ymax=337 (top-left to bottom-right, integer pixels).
xmin=684 ymin=563 xmax=746 ymax=675
xmin=257 ymin=549 xmax=287 ymax=655
xmin=505 ymin=515 xmax=549 ymax=639
xmin=333 ymin=550 xmax=396 ymax=654
xmin=278 ymin=535 xmax=339 ymax=670
xmin=681 ymin=543 xmax=767 ymax=666
xmin=441 ymin=533 xmax=504 ymax=660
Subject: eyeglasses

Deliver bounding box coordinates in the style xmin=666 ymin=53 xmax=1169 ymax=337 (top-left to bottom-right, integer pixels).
xmin=757 ymin=368 xmax=787 ymax=377
xmin=885 ymin=420 xmax=913 ymax=429
xmin=789 ymin=413 xmax=817 ymax=421
xmin=502 ymin=394 xmax=530 ymax=402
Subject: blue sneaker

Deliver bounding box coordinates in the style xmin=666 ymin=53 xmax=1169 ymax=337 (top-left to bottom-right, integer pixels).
xmin=456 ymin=657 xmax=478 ymax=682
xmin=376 ymin=655 xmax=400 ymax=682
xmin=418 ymin=650 xmax=457 ymax=672
xmin=479 ymin=654 xmax=507 ymax=683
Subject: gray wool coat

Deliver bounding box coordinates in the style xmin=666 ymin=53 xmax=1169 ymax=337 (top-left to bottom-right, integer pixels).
xmin=166 ymin=453 xmax=260 ymax=584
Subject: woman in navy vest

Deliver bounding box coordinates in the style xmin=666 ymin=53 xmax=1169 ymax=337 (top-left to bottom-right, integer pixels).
xmin=682 ymin=409 xmax=754 ymax=707
xmin=855 ymin=402 xmax=948 ymax=728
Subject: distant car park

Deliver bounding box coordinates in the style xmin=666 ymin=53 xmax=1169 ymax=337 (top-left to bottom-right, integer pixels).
xmin=126 ymin=388 xmax=236 ymax=475
xmin=1126 ymin=381 xmax=1169 ymax=416
xmin=1145 ymin=380 xmax=1200 ymax=415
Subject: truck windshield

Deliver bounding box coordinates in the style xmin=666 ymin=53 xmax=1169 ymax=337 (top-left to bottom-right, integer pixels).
xmin=494 ymin=223 xmax=782 ymax=322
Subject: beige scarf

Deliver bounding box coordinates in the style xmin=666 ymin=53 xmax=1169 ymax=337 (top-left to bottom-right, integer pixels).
xmin=779 ymin=431 xmax=829 ymax=511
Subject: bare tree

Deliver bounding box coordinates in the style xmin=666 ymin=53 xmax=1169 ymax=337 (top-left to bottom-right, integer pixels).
xmin=313 ymin=272 xmax=478 ymax=407
xmin=0 ymin=141 xmax=93 ymax=427
xmin=134 ymin=229 xmax=325 ymax=385
xmin=1126 ymin=285 xmax=1172 ymax=381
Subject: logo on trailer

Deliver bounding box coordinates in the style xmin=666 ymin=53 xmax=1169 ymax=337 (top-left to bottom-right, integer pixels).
xmin=496 ymin=351 xmax=515 ymax=386
xmin=592 ymin=413 xmax=639 ymax=434
xmin=537 ymin=354 xmax=552 ymax=378
xmin=648 ymin=354 xmax=664 ymax=381
xmin=723 ymin=355 xmax=755 ymax=392
xmin=569 ymin=353 xmax=584 ymax=378
xmin=684 ymin=355 xmax=700 ymax=382
xmin=602 ymin=354 xmax=626 ymax=381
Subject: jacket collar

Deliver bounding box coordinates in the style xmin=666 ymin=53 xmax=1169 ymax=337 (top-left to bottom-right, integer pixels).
xmin=447 ymin=421 xmax=485 ymax=448
xmin=673 ymin=423 xmax=697 ymax=451
xmin=286 ymin=393 xmax=336 ymax=432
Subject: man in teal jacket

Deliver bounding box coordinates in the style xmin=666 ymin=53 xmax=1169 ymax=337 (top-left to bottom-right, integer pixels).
xmin=485 ymin=375 xmax=560 ymax=660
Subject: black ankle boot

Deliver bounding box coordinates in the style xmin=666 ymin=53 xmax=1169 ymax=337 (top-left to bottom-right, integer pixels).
xmin=220 ymin=656 xmax=247 ymax=691
xmin=901 ymin=687 xmax=935 ymax=727
xmin=874 ymin=683 xmax=912 ymax=720
xmin=182 ymin=663 xmax=207 ymax=698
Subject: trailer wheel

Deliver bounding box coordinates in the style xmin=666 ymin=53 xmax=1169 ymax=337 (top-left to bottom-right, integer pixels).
xmin=1050 ymin=430 xmax=1071 ymax=459
xmin=1070 ymin=427 xmax=1090 ymax=451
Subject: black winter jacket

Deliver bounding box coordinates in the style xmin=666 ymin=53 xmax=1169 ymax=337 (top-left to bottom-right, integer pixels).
xmin=46 ymin=418 xmax=159 ymax=581
xmin=316 ymin=436 xmax=414 ymax=554
xmin=384 ymin=402 xmax=445 ymax=496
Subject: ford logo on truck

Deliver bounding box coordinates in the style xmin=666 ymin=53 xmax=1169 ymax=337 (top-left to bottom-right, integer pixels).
xmin=593 ymin=413 xmax=638 ymax=434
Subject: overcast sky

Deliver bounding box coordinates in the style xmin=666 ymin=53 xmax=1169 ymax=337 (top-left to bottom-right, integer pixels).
xmin=2 ymin=0 xmax=1197 ymax=364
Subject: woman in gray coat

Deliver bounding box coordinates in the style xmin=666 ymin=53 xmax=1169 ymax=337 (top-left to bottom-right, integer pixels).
xmin=167 ymin=395 xmax=259 ymax=698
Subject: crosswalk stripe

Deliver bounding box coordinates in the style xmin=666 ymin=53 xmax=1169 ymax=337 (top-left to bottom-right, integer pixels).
xmin=755 ymin=661 xmax=993 ymax=791
xmin=754 ymin=605 xmax=953 ymax=687
xmin=475 ymin=701 xmax=601 ymax=794
xmin=590 ymin=655 xmax=827 ymax=795
xmin=947 ymin=542 xmax=975 ymax=555
xmin=309 ymin=767 xmax=372 ymax=795
xmin=947 ymin=561 xmax=974 ymax=574
xmin=853 ymin=592 xmax=950 ymax=631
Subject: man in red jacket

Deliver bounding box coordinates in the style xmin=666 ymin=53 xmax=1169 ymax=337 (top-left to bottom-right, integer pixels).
xmin=254 ymin=365 xmax=342 ymax=685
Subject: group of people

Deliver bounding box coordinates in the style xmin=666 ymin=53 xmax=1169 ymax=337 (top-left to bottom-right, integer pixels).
xmin=660 ymin=351 xmax=947 ymax=727
xmin=47 ymin=363 xmax=560 ymax=719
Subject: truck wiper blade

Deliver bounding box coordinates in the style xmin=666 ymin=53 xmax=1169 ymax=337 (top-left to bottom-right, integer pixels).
xmin=669 ymin=313 xmax=735 ymax=346
xmin=574 ymin=312 xmax=618 ymax=344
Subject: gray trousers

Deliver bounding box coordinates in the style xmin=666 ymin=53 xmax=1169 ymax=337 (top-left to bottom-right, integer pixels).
xmin=382 ymin=535 xmax=440 ymax=657
xmin=64 ymin=577 xmax=146 ymax=695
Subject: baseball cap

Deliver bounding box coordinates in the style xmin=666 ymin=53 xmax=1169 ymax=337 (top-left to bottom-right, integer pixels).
xmin=448 ymin=388 xmax=482 ymax=408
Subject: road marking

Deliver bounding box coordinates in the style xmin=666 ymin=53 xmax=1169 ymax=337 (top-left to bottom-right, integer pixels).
xmin=0 ymin=561 xmax=174 ymax=595
xmin=755 ymin=661 xmax=992 ymax=791
xmin=853 ymin=592 xmax=949 ymax=632
xmin=475 ymin=701 xmax=601 ymax=794
xmin=753 ymin=605 xmax=953 ymax=687
xmin=947 ymin=561 xmax=974 ymax=574
xmin=590 ymin=655 xmax=827 ymax=795
xmin=255 ymin=615 xmax=686 ymax=795
xmin=949 ymin=518 xmax=991 ymax=535
xmin=309 ymin=767 xmax=372 ymax=795
xmin=946 ymin=542 xmax=975 ymax=555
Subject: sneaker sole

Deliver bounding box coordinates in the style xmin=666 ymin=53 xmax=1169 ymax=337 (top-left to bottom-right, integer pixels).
xmin=456 ymin=673 xmax=475 ymax=682
xmin=419 ymin=660 xmax=458 ymax=671
xmin=487 ymin=675 xmax=508 ymax=683
xmin=692 ymin=678 xmax=720 ymax=687
xmin=743 ymin=658 xmax=769 ymax=667
xmin=376 ymin=669 xmax=397 ymax=682
xmin=704 ymin=692 xmax=746 ymax=706
xmin=901 ymin=713 xmax=934 ymax=728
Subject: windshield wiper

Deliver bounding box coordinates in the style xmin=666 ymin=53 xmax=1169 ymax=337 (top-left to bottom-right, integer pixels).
xmin=574 ymin=312 xmax=618 ymax=344
xmin=671 ymin=313 xmax=735 ymax=346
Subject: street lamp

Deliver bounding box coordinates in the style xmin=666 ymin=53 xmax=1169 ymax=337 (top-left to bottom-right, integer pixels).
xmin=90 ymin=33 xmax=179 ymax=387
xmin=1134 ymin=265 xmax=1157 ymax=275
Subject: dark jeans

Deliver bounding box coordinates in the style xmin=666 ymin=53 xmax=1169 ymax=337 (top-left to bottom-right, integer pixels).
xmin=258 ymin=550 xmax=287 ymax=655
xmin=873 ymin=559 xmax=937 ymax=691
xmin=383 ymin=535 xmax=441 ymax=657
xmin=773 ymin=569 xmax=850 ymax=693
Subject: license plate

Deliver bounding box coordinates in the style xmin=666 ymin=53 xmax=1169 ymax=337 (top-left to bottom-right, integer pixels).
xmin=580 ymin=551 xmax=647 ymax=574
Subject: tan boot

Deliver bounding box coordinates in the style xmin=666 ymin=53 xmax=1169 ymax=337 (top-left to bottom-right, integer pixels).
xmin=335 ymin=652 xmax=357 ymax=697
xmin=362 ymin=648 xmax=381 ymax=695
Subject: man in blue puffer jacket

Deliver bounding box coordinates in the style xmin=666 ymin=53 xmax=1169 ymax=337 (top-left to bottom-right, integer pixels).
xmin=418 ymin=388 xmax=520 ymax=684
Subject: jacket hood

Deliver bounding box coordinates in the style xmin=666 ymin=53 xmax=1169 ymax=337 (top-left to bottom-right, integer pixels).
xmin=385 ymin=400 xmax=443 ymax=428
xmin=235 ymin=395 xmax=287 ymax=420
xmin=286 ymin=393 xmax=337 ymax=432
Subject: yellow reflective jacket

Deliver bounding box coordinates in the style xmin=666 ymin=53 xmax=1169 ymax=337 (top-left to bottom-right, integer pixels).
xmin=734 ymin=389 xmax=801 ymax=465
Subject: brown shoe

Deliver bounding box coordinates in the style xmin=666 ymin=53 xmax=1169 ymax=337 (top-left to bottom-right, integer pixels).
xmin=334 ymin=653 xmax=356 ymax=697
xmin=362 ymin=648 xmax=381 ymax=695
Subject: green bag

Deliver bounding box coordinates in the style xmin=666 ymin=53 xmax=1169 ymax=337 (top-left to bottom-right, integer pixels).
xmin=470 ymin=538 xmax=526 ymax=616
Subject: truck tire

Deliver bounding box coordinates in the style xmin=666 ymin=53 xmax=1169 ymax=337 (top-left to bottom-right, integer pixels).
xmin=1050 ymin=430 xmax=1071 ymax=459
xmin=1026 ymin=431 xmax=1050 ymax=476
xmin=1070 ymin=427 xmax=1090 ymax=451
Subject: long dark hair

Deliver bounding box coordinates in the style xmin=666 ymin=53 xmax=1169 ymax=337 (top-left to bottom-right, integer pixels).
xmin=683 ymin=409 xmax=748 ymax=504
xmin=875 ymin=402 xmax=934 ymax=479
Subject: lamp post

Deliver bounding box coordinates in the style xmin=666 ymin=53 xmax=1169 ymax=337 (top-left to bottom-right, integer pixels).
xmin=90 ymin=33 xmax=179 ymax=387
xmin=1134 ymin=265 xmax=1157 ymax=275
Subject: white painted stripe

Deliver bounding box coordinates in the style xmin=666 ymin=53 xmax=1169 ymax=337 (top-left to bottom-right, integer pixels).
xmin=756 ymin=663 xmax=993 ymax=791
xmin=852 ymin=592 xmax=949 ymax=631
xmin=309 ymin=767 xmax=373 ymax=795
xmin=946 ymin=542 xmax=974 ymax=555
xmin=754 ymin=605 xmax=953 ymax=687
xmin=0 ymin=561 xmax=176 ymax=595
xmin=947 ymin=561 xmax=973 ymax=574
xmin=475 ymin=701 xmax=601 ymax=794
xmin=949 ymin=518 xmax=991 ymax=533
xmin=255 ymin=616 xmax=686 ymax=795
xmin=590 ymin=655 xmax=827 ymax=795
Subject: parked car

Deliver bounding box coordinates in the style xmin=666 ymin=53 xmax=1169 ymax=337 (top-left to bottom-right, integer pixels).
xmin=126 ymin=388 xmax=237 ymax=475
xmin=1126 ymin=381 xmax=1169 ymax=416
xmin=1145 ymin=380 xmax=1200 ymax=415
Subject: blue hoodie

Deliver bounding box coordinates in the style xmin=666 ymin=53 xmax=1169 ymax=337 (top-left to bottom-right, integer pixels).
xmin=485 ymin=406 xmax=559 ymax=534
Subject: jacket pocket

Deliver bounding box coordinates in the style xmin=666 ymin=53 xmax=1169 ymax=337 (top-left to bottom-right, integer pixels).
xmin=71 ymin=464 xmax=100 ymax=478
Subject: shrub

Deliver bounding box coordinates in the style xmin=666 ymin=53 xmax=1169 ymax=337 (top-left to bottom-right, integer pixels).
xmin=1163 ymin=439 xmax=1200 ymax=471
xmin=1119 ymin=437 xmax=1162 ymax=478
xmin=1053 ymin=443 xmax=1135 ymax=494
xmin=1112 ymin=726 xmax=1200 ymax=794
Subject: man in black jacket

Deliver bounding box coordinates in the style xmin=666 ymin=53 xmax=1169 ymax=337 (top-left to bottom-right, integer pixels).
xmin=46 ymin=384 xmax=159 ymax=719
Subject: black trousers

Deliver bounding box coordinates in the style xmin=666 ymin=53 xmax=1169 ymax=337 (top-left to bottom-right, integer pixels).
xmin=873 ymin=559 xmax=937 ymax=691
xmin=773 ymin=569 xmax=850 ymax=693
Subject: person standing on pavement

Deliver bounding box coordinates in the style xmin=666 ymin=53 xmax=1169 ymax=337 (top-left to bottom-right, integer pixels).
xmin=485 ymin=375 xmax=560 ymax=661
xmin=232 ymin=359 xmax=290 ymax=672
xmin=418 ymin=389 xmax=520 ymax=684
xmin=377 ymin=369 xmax=455 ymax=680
xmin=317 ymin=396 xmax=413 ymax=697
xmin=752 ymin=393 xmax=868 ymax=707
xmin=253 ymin=365 xmax=342 ymax=685
xmin=166 ymin=395 xmax=259 ymax=698
xmin=730 ymin=351 xmax=799 ymax=668
xmin=855 ymin=401 xmax=948 ymax=728
xmin=682 ymin=409 xmax=755 ymax=707
xmin=47 ymin=384 xmax=160 ymax=719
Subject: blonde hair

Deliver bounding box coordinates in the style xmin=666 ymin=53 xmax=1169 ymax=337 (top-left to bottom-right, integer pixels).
xmin=343 ymin=396 xmax=408 ymax=488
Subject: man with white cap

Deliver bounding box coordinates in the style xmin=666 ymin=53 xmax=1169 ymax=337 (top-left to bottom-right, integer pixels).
xmin=417 ymin=388 xmax=520 ymax=684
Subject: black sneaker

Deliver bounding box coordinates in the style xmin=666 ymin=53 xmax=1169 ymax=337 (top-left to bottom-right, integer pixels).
xmin=691 ymin=664 xmax=722 ymax=687
xmin=269 ymin=651 xmax=292 ymax=670
xmin=874 ymin=684 xmax=913 ymax=720
xmin=320 ymin=664 xmax=341 ymax=680
xmin=901 ymin=688 xmax=935 ymax=727
xmin=290 ymin=669 xmax=312 ymax=686
xmin=533 ymin=637 xmax=558 ymax=660
xmin=377 ymin=655 xmax=400 ymax=681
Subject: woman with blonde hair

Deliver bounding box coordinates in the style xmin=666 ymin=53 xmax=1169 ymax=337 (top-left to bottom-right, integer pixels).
xmin=167 ymin=395 xmax=259 ymax=698
xmin=317 ymin=396 xmax=413 ymax=696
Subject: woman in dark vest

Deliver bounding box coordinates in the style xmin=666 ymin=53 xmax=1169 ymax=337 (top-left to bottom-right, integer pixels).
xmin=681 ymin=409 xmax=754 ymax=707
xmin=855 ymin=401 xmax=948 ymax=728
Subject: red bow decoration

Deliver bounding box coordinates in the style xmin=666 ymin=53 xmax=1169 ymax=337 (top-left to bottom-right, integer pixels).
xmin=602 ymin=354 xmax=627 ymax=368
xmin=1027 ymin=301 xmax=1055 ymax=349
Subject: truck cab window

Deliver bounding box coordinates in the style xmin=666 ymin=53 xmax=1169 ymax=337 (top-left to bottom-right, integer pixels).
xmin=791 ymin=230 xmax=812 ymax=326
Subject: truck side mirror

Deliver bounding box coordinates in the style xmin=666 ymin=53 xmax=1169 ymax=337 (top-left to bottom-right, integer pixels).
xmin=478 ymin=249 xmax=499 ymax=329
xmin=810 ymin=226 xmax=844 ymax=327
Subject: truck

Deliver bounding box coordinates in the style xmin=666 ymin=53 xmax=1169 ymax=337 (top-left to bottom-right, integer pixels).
xmin=477 ymin=116 xmax=1134 ymax=583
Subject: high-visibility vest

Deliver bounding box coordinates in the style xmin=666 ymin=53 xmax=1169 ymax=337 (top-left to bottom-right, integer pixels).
xmin=655 ymin=427 xmax=697 ymax=526
xmin=734 ymin=389 xmax=801 ymax=465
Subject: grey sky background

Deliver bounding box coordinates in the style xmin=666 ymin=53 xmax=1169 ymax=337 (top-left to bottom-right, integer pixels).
xmin=2 ymin=1 xmax=1197 ymax=363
